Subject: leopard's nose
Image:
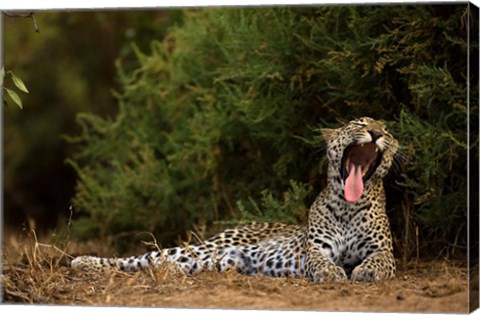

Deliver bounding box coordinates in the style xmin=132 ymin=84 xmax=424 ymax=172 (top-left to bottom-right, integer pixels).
xmin=368 ymin=129 xmax=383 ymax=142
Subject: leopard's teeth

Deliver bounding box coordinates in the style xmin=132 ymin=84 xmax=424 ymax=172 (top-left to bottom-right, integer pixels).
xmin=362 ymin=167 xmax=368 ymax=176
xmin=375 ymin=147 xmax=378 ymax=152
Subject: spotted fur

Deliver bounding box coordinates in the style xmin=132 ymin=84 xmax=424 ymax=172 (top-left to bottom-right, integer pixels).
xmin=72 ymin=117 xmax=398 ymax=282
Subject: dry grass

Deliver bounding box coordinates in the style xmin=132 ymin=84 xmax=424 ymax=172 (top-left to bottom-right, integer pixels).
xmin=1 ymin=231 xmax=471 ymax=312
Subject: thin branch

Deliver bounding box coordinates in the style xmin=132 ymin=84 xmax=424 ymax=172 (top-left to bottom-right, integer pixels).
xmin=3 ymin=11 xmax=40 ymax=33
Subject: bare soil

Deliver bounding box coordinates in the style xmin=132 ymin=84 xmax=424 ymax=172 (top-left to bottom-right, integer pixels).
xmin=1 ymin=234 xmax=471 ymax=313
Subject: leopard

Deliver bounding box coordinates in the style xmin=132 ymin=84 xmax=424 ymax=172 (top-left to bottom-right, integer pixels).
xmin=71 ymin=117 xmax=398 ymax=282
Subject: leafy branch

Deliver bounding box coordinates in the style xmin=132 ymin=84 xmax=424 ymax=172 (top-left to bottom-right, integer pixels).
xmin=1 ymin=12 xmax=37 ymax=109
xmin=1 ymin=66 xmax=29 ymax=109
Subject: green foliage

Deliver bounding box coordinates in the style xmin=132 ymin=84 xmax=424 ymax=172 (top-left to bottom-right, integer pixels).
xmin=233 ymin=180 xmax=311 ymax=225
xmin=392 ymin=109 xmax=469 ymax=248
xmin=69 ymin=5 xmax=477 ymax=257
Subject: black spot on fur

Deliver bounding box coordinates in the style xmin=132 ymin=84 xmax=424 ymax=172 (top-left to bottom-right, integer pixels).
xmin=275 ymin=261 xmax=283 ymax=269
xmin=266 ymin=258 xmax=274 ymax=268
xmin=192 ymin=262 xmax=198 ymax=272
xmin=322 ymin=242 xmax=332 ymax=250
xmin=351 ymin=203 xmax=371 ymax=219
xmin=326 ymin=204 xmax=334 ymax=213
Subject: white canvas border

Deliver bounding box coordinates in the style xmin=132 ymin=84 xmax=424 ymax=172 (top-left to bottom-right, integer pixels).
xmin=1 ymin=1 xmax=478 ymax=315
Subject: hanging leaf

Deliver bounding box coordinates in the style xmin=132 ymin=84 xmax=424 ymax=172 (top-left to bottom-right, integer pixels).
xmin=10 ymin=71 xmax=29 ymax=93
xmin=5 ymin=88 xmax=23 ymax=109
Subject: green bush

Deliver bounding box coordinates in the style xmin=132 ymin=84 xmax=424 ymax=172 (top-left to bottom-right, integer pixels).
xmin=69 ymin=5 xmax=478 ymax=258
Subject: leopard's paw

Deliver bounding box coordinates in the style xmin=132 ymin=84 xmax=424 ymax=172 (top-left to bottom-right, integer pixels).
xmin=312 ymin=264 xmax=347 ymax=282
xmin=351 ymin=265 xmax=388 ymax=282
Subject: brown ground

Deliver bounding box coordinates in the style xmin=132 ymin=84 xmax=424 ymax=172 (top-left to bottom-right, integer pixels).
xmin=1 ymin=234 xmax=471 ymax=313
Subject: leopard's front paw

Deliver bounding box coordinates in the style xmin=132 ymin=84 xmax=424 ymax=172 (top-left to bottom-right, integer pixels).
xmin=311 ymin=264 xmax=347 ymax=282
xmin=351 ymin=264 xmax=389 ymax=282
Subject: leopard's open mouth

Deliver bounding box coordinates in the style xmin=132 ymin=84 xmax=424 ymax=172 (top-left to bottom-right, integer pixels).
xmin=340 ymin=142 xmax=382 ymax=203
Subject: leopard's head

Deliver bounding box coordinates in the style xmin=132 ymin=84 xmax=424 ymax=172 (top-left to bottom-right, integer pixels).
xmin=321 ymin=117 xmax=398 ymax=203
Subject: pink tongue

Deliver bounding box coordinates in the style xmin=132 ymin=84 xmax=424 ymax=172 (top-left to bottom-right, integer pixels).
xmin=344 ymin=163 xmax=363 ymax=203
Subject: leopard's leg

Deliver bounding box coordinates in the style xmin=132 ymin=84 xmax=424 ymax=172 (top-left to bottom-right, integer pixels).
xmin=304 ymin=200 xmax=347 ymax=283
xmin=350 ymin=212 xmax=396 ymax=282
xmin=71 ymin=225 xmax=260 ymax=273
xmin=305 ymin=249 xmax=347 ymax=282
xmin=350 ymin=250 xmax=395 ymax=282
xmin=71 ymin=244 xmax=249 ymax=274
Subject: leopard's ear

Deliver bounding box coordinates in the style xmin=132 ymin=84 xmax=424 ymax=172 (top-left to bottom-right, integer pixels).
xmin=320 ymin=128 xmax=339 ymax=142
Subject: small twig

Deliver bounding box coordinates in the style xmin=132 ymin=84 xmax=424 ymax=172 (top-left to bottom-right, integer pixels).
xmin=67 ymin=205 xmax=74 ymax=231
xmin=3 ymin=11 xmax=40 ymax=33
xmin=415 ymin=225 xmax=419 ymax=262
xmin=35 ymin=242 xmax=75 ymax=259
xmin=3 ymin=288 xmax=33 ymax=303
xmin=31 ymin=229 xmax=40 ymax=266
xmin=189 ymin=230 xmax=206 ymax=246
xmin=140 ymin=232 xmax=163 ymax=253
